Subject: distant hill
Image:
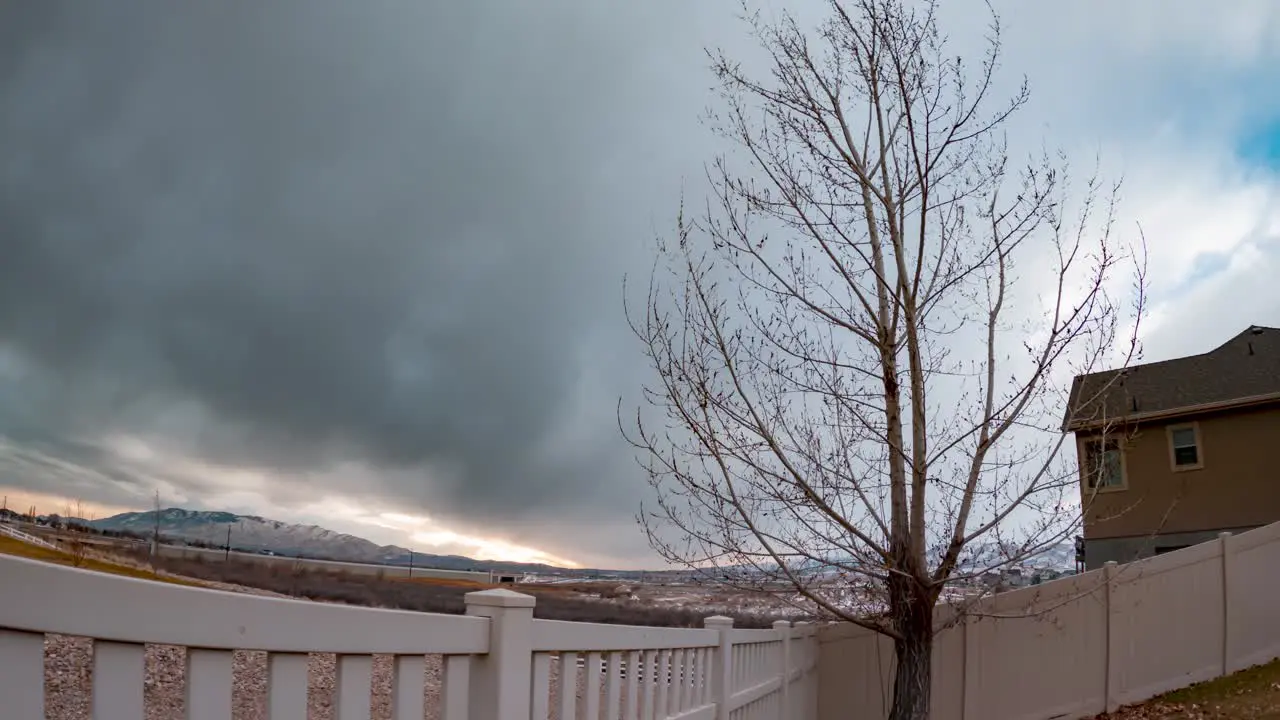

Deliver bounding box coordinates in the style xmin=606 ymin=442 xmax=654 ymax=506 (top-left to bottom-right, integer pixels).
xmin=75 ymin=507 xmax=1076 ymax=579
xmin=87 ymin=508 xmax=563 ymax=574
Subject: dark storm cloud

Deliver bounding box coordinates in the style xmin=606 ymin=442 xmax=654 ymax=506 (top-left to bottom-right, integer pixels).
xmin=0 ymin=1 xmax=728 ymax=533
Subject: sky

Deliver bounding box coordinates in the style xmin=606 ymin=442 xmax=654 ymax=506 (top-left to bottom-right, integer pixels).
xmin=1 ymin=1 xmax=1279 ymax=570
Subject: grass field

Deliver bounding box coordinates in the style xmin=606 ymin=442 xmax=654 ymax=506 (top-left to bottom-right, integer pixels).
xmin=1101 ymin=659 xmax=1280 ymax=719
xmin=0 ymin=535 xmax=202 ymax=587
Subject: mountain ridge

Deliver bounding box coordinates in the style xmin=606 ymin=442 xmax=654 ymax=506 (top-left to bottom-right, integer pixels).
xmin=87 ymin=508 xmax=565 ymax=574
xmin=80 ymin=507 xmax=1075 ymax=577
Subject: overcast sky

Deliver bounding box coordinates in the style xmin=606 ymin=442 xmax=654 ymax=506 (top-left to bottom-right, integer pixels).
xmin=2 ymin=1 xmax=1279 ymax=569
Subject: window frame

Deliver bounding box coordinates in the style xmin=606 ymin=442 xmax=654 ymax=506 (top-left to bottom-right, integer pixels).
xmin=1080 ymin=434 xmax=1128 ymax=493
xmin=1166 ymin=422 xmax=1204 ymax=472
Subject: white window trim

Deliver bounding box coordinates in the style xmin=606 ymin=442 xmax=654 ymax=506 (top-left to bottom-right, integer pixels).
xmin=1080 ymin=434 xmax=1128 ymax=493
xmin=1166 ymin=422 xmax=1204 ymax=472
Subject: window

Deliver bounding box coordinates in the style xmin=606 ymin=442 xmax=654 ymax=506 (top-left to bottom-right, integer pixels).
xmin=1083 ymin=437 xmax=1125 ymax=490
xmin=1167 ymin=423 xmax=1203 ymax=471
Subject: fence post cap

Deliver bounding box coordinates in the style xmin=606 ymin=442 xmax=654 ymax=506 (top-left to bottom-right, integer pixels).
xmin=704 ymin=615 xmax=734 ymax=629
xmin=463 ymin=588 xmax=536 ymax=608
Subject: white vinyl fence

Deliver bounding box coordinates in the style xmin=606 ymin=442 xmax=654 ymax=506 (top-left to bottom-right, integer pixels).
xmin=0 ymin=521 xmax=59 ymax=550
xmin=0 ymin=553 xmax=818 ymax=720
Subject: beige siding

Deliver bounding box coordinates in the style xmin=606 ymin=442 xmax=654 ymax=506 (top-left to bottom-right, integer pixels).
xmin=1082 ymin=403 xmax=1280 ymax=540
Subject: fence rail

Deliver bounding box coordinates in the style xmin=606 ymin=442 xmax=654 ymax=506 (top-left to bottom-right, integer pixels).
xmin=0 ymin=553 xmax=818 ymax=720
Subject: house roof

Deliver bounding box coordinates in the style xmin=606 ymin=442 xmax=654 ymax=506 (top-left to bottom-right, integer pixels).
xmin=1063 ymin=325 xmax=1280 ymax=431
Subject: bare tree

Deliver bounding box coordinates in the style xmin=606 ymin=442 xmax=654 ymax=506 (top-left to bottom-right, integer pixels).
xmin=151 ymin=489 xmax=162 ymax=565
xmin=63 ymin=498 xmax=90 ymax=568
xmin=623 ymin=1 xmax=1145 ymax=718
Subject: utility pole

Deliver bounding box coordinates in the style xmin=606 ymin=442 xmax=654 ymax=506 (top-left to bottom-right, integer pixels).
xmin=408 ymin=550 xmax=415 ymax=579
xmin=151 ymin=490 xmax=161 ymax=559
xmin=225 ymin=523 xmax=232 ymax=562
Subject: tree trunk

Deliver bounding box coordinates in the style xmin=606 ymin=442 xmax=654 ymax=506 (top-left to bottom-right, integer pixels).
xmin=888 ymin=622 xmax=933 ymax=720
xmin=888 ymin=579 xmax=934 ymax=720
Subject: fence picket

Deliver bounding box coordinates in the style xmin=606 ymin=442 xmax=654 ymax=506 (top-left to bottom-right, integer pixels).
xmin=655 ymin=650 xmax=670 ymax=718
xmin=692 ymin=648 xmax=705 ymax=706
xmin=440 ymin=655 xmax=472 ymax=720
xmin=186 ymin=648 xmax=234 ymax=720
xmin=558 ymin=652 xmax=578 ymax=720
xmin=267 ymin=653 xmax=309 ymax=719
xmin=701 ymin=647 xmax=712 ymax=706
xmin=532 ymin=653 xmax=552 ymax=720
xmin=93 ymin=641 xmax=146 ymax=719
xmin=392 ymin=655 xmax=425 ymax=720
xmin=0 ymin=629 xmax=43 ymax=719
xmin=624 ymin=650 xmax=640 ymax=720
xmin=671 ymin=649 xmax=686 ymax=714
xmin=641 ymin=650 xmax=657 ymax=720
xmin=336 ymin=654 xmax=373 ymax=720
xmin=606 ymin=652 xmax=622 ymax=718
xmin=585 ymin=652 xmax=602 ymax=720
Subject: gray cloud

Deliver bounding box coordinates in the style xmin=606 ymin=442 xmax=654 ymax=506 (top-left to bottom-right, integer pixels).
xmin=0 ymin=0 xmax=727 ymax=550
xmin=5 ymin=0 xmax=1279 ymax=566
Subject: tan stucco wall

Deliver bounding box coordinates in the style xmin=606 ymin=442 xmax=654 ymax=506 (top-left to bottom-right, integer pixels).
xmin=1081 ymin=402 xmax=1280 ymax=540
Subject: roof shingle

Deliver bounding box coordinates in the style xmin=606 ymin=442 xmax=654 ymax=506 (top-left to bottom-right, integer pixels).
xmin=1063 ymin=325 xmax=1280 ymax=431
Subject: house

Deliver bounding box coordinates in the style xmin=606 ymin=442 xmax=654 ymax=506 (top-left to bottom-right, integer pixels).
xmin=1063 ymin=325 xmax=1280 ymax=569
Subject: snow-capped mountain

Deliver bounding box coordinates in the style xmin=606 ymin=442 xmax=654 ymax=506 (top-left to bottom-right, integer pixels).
xmin=90 ymin=508 xmax=394 ymax=560
xmin=87 ymin=508 xmax=548 ymax=573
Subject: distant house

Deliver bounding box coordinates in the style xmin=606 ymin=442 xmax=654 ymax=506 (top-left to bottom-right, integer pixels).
xmin=1063 ymin=325 xmax=1280 ymax=569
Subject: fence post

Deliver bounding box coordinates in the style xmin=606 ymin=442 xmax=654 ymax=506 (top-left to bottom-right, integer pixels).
xmin=795 ymin=622 xmax=813 ymax=719
xmin=1103 ymin=561 xmax=1120 ymax=714
xmin=465 ymin=589 xmax=536 ymax=720
xmin=1219 ymin=532 xmax=1233 ymax=675
xmin=773 ymin=620 xmax=791 ymax=719
xmin=705 ymin=615 xmax=734 ymax=720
